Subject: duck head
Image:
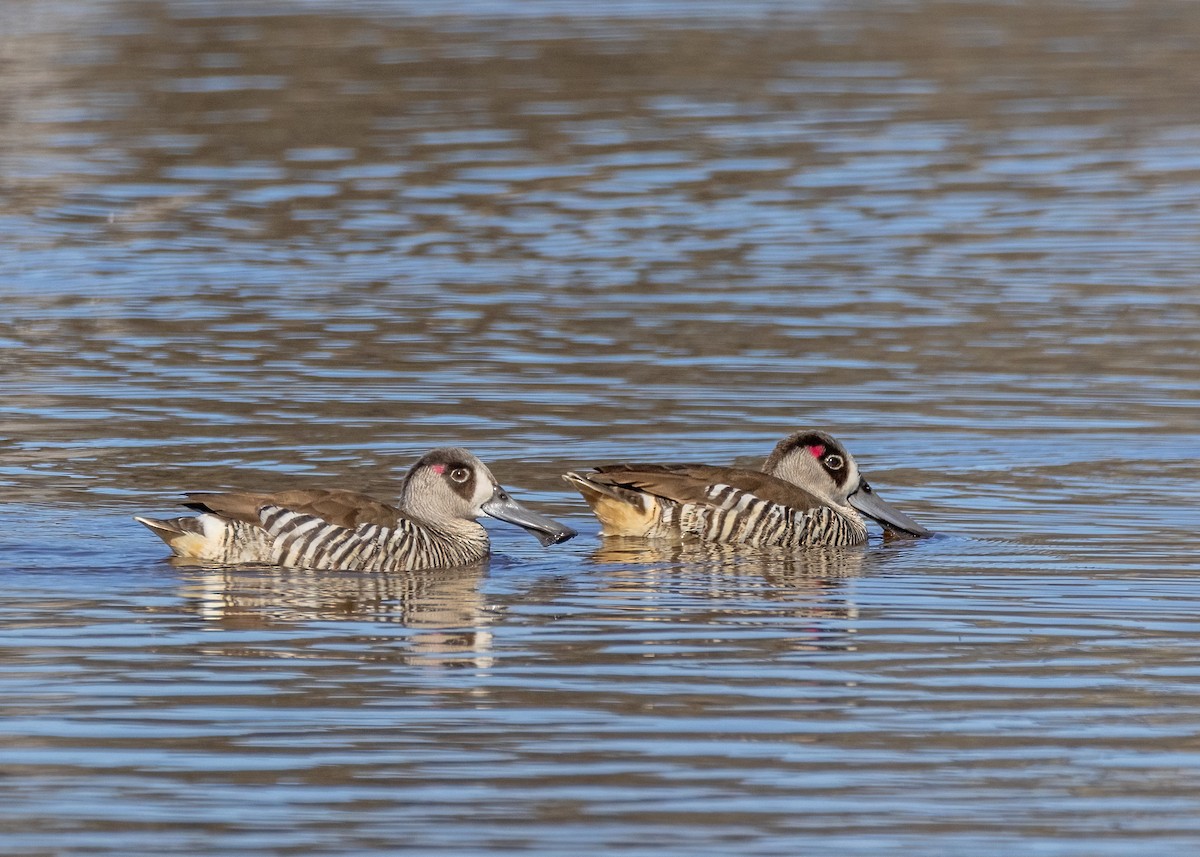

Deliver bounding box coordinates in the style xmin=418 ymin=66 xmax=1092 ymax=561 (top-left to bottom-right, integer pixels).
xmin=763 ymin=430 xmax=931 ymax=538
xmin=402 ymin=447 xmax=577 ymax=546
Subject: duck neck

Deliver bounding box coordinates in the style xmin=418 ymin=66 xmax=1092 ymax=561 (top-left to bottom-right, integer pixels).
xmin=834 ymin=504 xmax=870 ymax=542
xmin=425 ymin=518 xmax=489 ymax=553
xmin=399 ymin=517 xmax=490 ymax=569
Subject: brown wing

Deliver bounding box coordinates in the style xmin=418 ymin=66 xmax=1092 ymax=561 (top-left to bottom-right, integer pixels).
xmin=183 ymin=489 xmax=404 ymax=529
xmin=589 ymin=463 xmax=828 ymax=512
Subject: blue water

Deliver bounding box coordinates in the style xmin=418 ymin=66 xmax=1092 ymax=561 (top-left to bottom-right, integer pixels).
xmin=2 ymin=1 xmax=1199 ymax=854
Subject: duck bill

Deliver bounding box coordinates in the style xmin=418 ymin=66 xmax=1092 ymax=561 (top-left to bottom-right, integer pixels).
xmin=848 ymin=483 xmax=932 ymax=538
xmin=482 ymin=487 xmax=577 ymax=546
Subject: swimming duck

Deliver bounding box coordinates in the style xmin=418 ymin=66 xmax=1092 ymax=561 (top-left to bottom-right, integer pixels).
xmin=136 ymin=447 xmax=576 ymax=571
xmin=563 ymin=430 xmax=930 ymax=547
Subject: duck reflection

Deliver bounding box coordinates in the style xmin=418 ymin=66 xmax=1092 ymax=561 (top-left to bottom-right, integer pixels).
xmin=588 ymin=538 xmax=865 ymax=653
xmin=175 ymin=559 xmax=495 ymax=668
xmin=590 ymin=537 xmax=867 ymax=581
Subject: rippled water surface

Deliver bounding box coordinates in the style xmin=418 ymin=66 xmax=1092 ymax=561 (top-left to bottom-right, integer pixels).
xmin=2 ymin=0 xmax=1199 ymax=853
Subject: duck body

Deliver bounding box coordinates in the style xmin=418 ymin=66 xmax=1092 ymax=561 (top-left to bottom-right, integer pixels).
xmin=564 ymin=463 xmax=868 ymax=547
xmin=139 ymin=488 xmax=492 ymax=571
xmin=564 ymin=430 xmax=930 ymax=548
xmin=137 ymin=448 xmax=576 ymax=572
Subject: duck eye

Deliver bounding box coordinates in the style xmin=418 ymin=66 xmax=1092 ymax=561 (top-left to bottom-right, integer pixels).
xmin=449 ymin=467 xmax=470 ymax=483
xmin=823 ymin=454 xmax=844 ymax=470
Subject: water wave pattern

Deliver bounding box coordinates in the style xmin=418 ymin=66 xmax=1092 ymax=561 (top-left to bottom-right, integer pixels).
xmin=1 ymin=1 xmax=1199 ymax=854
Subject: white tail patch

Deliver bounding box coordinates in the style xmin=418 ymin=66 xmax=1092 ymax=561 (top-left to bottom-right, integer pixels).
xmin=134 ymin=513 xmax=237 ymax=560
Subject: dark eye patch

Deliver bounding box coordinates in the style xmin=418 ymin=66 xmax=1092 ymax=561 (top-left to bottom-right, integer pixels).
xmin=441 ymin=461 xmax=477 ymax=500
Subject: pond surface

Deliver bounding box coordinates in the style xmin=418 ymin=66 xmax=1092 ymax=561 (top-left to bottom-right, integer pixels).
xmin=2 ymin=0 xmax=1199 ymax=853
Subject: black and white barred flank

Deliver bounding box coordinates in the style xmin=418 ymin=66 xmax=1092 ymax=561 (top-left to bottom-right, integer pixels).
xmin=659 ymin=483 xmax=868 ymax=547
xmin=217 ymin=505 xmax=491 ymax=572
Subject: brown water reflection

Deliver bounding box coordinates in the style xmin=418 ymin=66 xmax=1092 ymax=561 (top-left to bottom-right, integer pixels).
xmin=178 ymin=561 xmax=496 ymax=664
xmin=592 ymin=536 xmax=867 ymax=580
xmin=2 ymin=1 xmax=1200 ymax=855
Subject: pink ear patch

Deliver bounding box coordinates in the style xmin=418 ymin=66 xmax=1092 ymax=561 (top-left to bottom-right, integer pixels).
xmin=807 ymin=444 xmax=826 ymax=458
xmin=430 ymin=463 xmax=446 ymax=474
